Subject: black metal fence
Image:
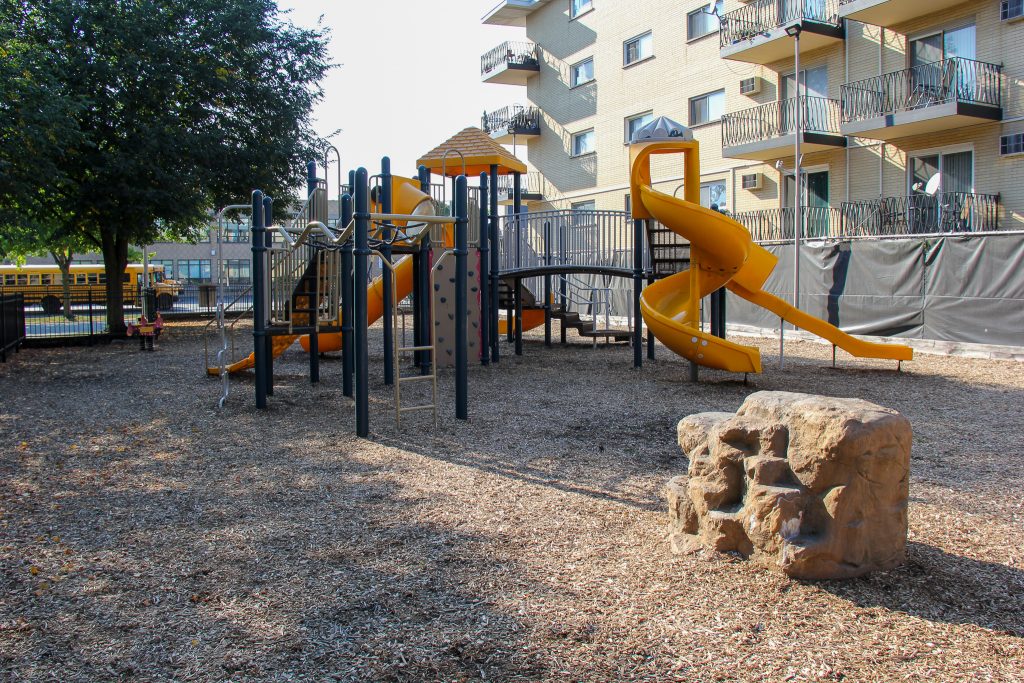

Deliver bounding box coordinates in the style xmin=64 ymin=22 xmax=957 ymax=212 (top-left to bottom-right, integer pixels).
xmin=481 ymin=105 xmax=542 ymax=136
xmin=720 ymin=0 xmax=840 ymax=48
xmin=1 ymin=293 xmax=26 ymax=360
xmin=481 ymin=41 xmax=539 ymax=79
xmin=722 ymin=96 xmax=842 ymax=147
xmin=841 ymin=57 xmax=1002 ymax=123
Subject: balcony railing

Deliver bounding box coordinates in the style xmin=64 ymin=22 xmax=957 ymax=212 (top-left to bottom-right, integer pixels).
xmin=722 ymin=96 xmax=842 ymax=147
xmin=496 ymin=171 xmax=544 ymax=200
xmin=732 ymin=206 xmax=844 ymax=242
xmin=481 ymin=105 xmax=541 ymax=135
xmin=481 ymin=41 xmax=539 ymax=78
xmin=840 ymin=193 xmax=1000 ymax=236
xmin=842 ymin=58 xmax=1002 ymax=123
xmin=720 ymin=0 xmax=840 ymax=48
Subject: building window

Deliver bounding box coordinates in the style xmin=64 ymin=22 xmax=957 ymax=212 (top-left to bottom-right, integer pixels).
xmin=224 ymin=259 xmax=251 ymax=283
xmin=177 ymin=259 xmax=212 ymax=283
xmin=570 ymin=0 xmax=593 ymax=19
xmin=571 ymin=129 xmax=595 ymax=156
xmin=689 ymin=89 xmax=725 ymax=126
xmin=151 ymin=260 xmax=175 ymax=280
xmin=623 ymin=32 xmax=653 ymax=66
xmin=687 ymin=1 xmax=722 ymax=41
xmin=625 ymin=111 xmax=654 ymax=143
xmin=222 ymin=222 xmax=249 ymax=243
xmin=700 ymin=181 xmax=727 ymax=210
xmin=570 ymin=57 xmax=594 ymax=87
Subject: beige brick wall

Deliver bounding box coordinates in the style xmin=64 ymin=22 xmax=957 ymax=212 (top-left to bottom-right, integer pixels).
xmin=488 ymin=0 xmax=1022 ymax=229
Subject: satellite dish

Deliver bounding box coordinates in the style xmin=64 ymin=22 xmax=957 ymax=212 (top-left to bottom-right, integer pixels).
xmin=707 ymin=1 xmax=718 ymax=13
xmin=924 ymin=173 xmax=941 ymax=196
xmin=775 ymin=159 xmax=785 ymax=170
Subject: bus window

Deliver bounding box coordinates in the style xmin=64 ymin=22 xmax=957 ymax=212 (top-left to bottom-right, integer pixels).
xmin=40 ymin=274 xmax=52 ymax=285
xmin=76 ymin=274 xmax=87 ymax=285
xmin=16 ymin=274 xmax=28 ymax=285
xmin=87 ymin=273 xmax=98 ymax=284
xmin=29 ymin=275 xmax=40 ymax=285
xmin=153 ymin=271 xmax=164 ymax=283
xmin=99 ymin=273 xmax=107 ymax=284
xmin=3 ymin=275 xmax=14 ymax=286
xmin=123 ymin=273 xmax=130 ymax=283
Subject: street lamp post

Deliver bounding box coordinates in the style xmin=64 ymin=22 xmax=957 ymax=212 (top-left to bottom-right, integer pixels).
xmin=786 ymin=23 xmax=803 ymax=317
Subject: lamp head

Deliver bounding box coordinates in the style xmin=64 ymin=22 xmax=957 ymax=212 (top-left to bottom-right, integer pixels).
xmin=785 ymin=24 xmax=802 ymax=37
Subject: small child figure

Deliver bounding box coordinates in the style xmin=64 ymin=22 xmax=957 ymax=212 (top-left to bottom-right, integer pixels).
xmin=153 ymin=312 xmax=164 ymax=344
xmin=134 ymin=315 xmax=155 ymax=351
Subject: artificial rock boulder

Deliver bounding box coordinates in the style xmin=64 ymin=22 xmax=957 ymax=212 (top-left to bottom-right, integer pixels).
xmin=666 ymin=391 xmax=911 ymax=580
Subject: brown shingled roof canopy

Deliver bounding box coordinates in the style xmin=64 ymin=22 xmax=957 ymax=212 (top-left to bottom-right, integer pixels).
xmin=417 ymin=127 xmax=527 ymax=177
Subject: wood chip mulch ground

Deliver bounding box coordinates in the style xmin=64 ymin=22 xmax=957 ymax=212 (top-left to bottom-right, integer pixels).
xmin=1 ymin=320 xmax=1021 ymax=682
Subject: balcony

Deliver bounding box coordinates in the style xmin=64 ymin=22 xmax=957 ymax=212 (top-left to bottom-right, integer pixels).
xmin=841 ymin=193 xmax=1000 ymax=236
xmin=482 ymin=0 xmax=549 ymax=26
xmin=482 ymin=105 xmax=542 ymax=144
xmin=838 ymin=0 xmax=970 ymax=28
xmin=496 ymin=172 xmax=545 ymax=205
xmin=722 ymin=96 xmax=846 ymax=160
xmin=841 ymin=58 xmax=1003 ymax=141
xmin=719 ymin=0 xmax=844 ymax=64
xmin=481 ymin=41 xmax=540 ymax=85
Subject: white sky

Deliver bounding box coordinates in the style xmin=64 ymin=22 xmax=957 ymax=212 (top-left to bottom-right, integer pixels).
xmin=276 ymin=0 xmax=527 ymax=185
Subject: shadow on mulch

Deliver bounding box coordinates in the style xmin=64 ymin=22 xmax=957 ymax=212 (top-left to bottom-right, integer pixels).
xmin=820 ymin=542 xmax=1024 ymax=637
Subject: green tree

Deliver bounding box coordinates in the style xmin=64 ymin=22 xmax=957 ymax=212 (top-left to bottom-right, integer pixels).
xmin=3 ymin=0 xmax=330 ymax=333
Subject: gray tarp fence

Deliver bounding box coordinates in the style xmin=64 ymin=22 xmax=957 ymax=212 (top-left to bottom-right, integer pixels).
xmin=526 ymin=233 xmax=1023 ymax=348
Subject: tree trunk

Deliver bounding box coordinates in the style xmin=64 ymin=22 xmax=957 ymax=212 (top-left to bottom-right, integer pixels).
xmin=50 ymin=249 xmax=76 ymax=321
xmin=101 ymin=230 xmax=129 ymax=336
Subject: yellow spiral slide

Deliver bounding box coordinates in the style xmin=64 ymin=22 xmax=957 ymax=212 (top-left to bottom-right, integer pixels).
xmin=631 ymin=138 xmax=912 ymax=374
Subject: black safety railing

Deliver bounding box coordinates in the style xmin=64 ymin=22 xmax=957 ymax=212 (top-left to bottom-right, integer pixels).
xmin=722 ymin=96 xmax=842 ymax=147
xmin=481 ymin=105 xmax=542 ymax=135
xmin=732 ymin=206 xmax=845 ymax=242
xmin=1 ymin=293 xmax=26 ymax=360
xmin=481 ymin=41 xmax=539 ymax=78
xmin=720 ymin=0 xmax=840 ymax=48
xmin=840 ymin=193 xmax=1000 ymax=236
xmin=842 ymin=57 xmax=1002 ymax=123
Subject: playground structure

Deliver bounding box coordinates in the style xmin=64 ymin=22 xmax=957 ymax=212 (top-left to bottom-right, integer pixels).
xmin=204 ymin=120 xmax=913 ymax=434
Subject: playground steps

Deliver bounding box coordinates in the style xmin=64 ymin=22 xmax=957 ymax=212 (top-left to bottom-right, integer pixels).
xmin=646 ymin=223 xmax=690 ymax=281
xmin=496 ymin=280 xmax=632 ymax=343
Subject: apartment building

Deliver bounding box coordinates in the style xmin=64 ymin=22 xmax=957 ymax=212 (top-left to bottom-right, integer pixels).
xmin=479 ymin=0 xmax=1024 ymax=237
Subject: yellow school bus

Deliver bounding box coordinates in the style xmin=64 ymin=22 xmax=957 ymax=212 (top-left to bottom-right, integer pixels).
xmin=0 ymin=263 xmax=181 ymax=313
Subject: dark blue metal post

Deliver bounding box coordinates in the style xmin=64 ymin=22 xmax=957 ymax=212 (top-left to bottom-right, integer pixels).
xmin=488 ymin=164 xmax=500 ymax=363
xmin=477 ymin=172 xmax=490 ymax=366
xmin=514 ymin=278 xmax=523 ymax=356
xmin=252 ymin=190 xmax=268 ymax=408
xmin=414 ymin=166 xmax=430 ymax=373
xmin=306 ymin=162 xmax=320 ymax=384
xmin=560 ymin=219 xmax=567 ymax=345
xmin=263 ymin=195 xmax=275 ymax=395
xmin=544 ymin=220 xmax=552 ymax=347
xmin=354 ymin=168 xmax=370 ymax=437
xmin=648 ymin=274 xmax=656 ymax=360
xmin=381 ymin=157 xmax=394 ymax=386
xmin=513 ymin=171 xmax=522 ymax=269
xmin=633 ymin=218 xmax=644 ymax=369
xmin=454 ymin=175 xmax=469 ymax=420
xmin=341 ymin=193 xmax=354 ymax=397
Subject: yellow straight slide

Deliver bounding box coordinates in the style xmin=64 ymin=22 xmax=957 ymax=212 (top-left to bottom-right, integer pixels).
xmin=498 ymin=308 xmax=546 ymax=335
xmin=208 ymin=177 xmax=440 ymax=376
xmin=631 ymin=137 xmax=912 ymax=374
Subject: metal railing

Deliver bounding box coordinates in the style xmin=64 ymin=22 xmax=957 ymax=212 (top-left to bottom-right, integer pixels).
xmin=481 ymin=105 xmax=542 ymax=135
xmin=722 ymin=96 xmax=842 ymax=147
xmin=732 ymin=206 xmax=845 ymax=241
xmin=495 ymin=171 xmax=545 ymax=200
xmin=1 ymin=293 xmax=26 ymax=360
xmin=720 ymin=0 xmax=840 ymax=48
xmin=840 ymin=193 xmax=1000 ymax=236
xmin=842 ymin=57 xmax=1002 ymax=123
xmin=481 ymin=41 xmax=539 ymax=78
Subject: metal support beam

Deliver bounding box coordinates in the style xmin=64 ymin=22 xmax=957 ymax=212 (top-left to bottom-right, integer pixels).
xmin=341 ymin=194 xmax=354 ymax=397
xmin=263 ymin=195 xmax=275 ymax=396
xmin=381 ymin=157 xmax=394 ymax=386
xmin=514 ymin=278 xmax=523 ymax=356
xmin=416 ymin=166 xmax=431 ymax=375
xmin=633 ymin=218 xmax=644 ymax=368
xmin=306 ymin=162 xmax=320 ymax=385
xmin=251 ymin=190 xmax=267 ymax=409
xmin=489 ymin=165 xmax=500 ymax=363
xmin=477 ymin=172 xmax=490 ymax=365
xmin=455 ymin=175 xmax=469 ymax=419
xmin=543 ymin=220 xmax=552 ymax=348
xmin=354 ymin=168 xmax=370 ymax=438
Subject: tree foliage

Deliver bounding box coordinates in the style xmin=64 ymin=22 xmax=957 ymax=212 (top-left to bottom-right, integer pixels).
xmin=0 ymin=0 xmax=331 ymax=332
